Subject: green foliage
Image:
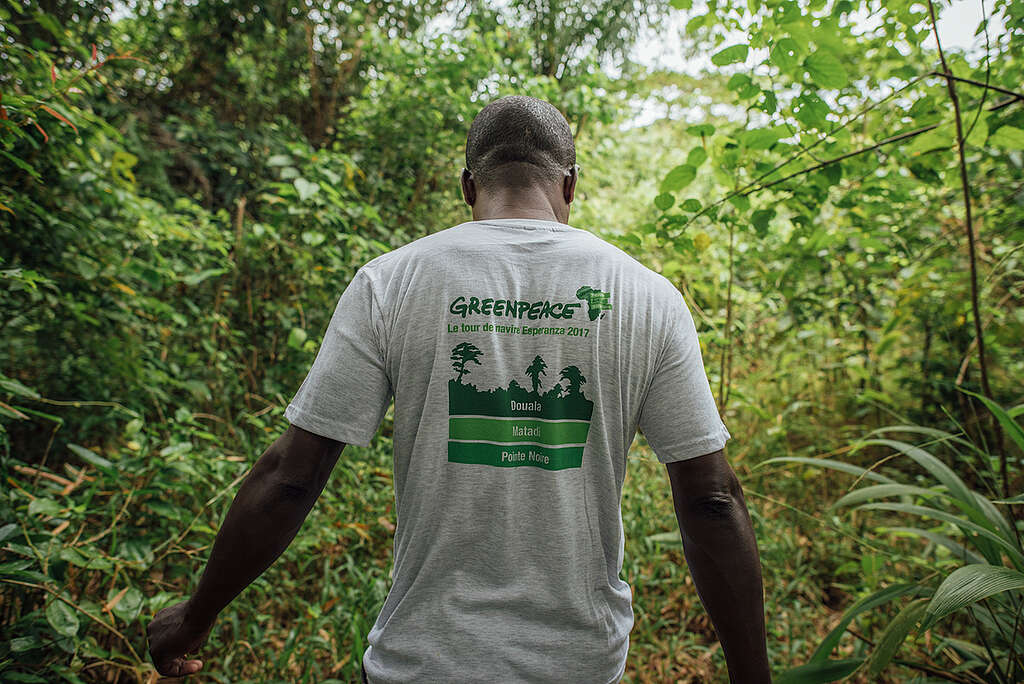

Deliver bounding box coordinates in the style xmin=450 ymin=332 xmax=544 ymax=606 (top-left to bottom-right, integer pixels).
xmin=2 ymin=0 xmax=1023 ymax=681
xmin=762 ymin=402 xmax=1024 ymax=682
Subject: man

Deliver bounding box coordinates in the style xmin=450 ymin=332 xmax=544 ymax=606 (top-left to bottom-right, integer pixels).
xmin=147 ymin=95 xmax=770 ymax=683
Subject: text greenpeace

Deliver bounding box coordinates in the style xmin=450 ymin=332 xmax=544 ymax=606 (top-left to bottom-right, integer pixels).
xmin=449 ymin=296 xmax=582 ymax=320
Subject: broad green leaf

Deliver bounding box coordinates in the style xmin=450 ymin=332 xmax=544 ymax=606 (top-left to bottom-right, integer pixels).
xmin=804 ymin=52 xmax=848 ymax=89
xmin=855 ymin=439 xmax=975 ymax=515
xmin=905 ymin=125 xmax=953 ymax=155
xmin=756 ymin=456 xmax=895 ymax=484
xmin=687 ymin=147 xmax=707 ymax=167
xmin=687 ymin=124 xmax=715 ymax=137
xmin=28 ymin=498 xmax=63 ymax=517
xmin=645 ymin=531 xmax=680 ymax=545
xmin=793 ymin=92 xmax=830 ymax=128
xmin=670 ymin=0 xmax=692 ymax=8
xmin=711 ymin=44 xmax=749 ymax=66
xmin=287 ymin=327 xmax=308 ymax=349
xmin=864 ymin=598 xmax=928 ymax=677
xmin=964 ymin=112 xmax=988 ymax=147
xmin=857 ymin=503 xmax=1024 ymax=568
xmin=726 ymin=73 xmax=752 ymax=92
xmin=728 ymin=194 xmax=750 ymax=211
xmin=111 ymin=586 xmax=144 ymax=622
xmin=883 ymin=527 xmax=985 ymax=565
xmin=45 ymin=599 xmax=79 ymax=638
xmin=864 ymin=425 xmax=974 ymax=453
xmin=293 ymin=177 xmax=320 ymax=201
xmin=659 ymin=164 xmax=697 ymax=193
xmin=810 ymin=584 xmax=920 ymax=662
xmin=654 ymin=193 xmax=675 ymax=211
xmin=921 ymin=565 xmax=1024 ymax=631
xmin=775 ymin=658 xmax=863 ymax=684
xmin=740 ymin=127 xmax=784 ymax=150
xmin=182 ymin=268 xmax=228 ymax=286
xmin=68 ymin=443 xmax=115 ymax=472
xmin=832 ymin=483 xmax=943 ymax=510
xmin=680 ymin=198 xmax=702 ymax=212
xmin=0 ymin=376 xmax=41 ymax=399
xmin=958 ymin=388 xmax=1024 ymax=455
xmin=301 ymin=230 xmax=326 ymax=246
xmin=989 ymin=125 xmax=1024 ymax=149
xmin=771 ymin=38 xmax=803 ymax=71
xmin=0 ymin=523 xmax=19 ymax=543
xmin=0 ymin=149 xmax=40 ymax=179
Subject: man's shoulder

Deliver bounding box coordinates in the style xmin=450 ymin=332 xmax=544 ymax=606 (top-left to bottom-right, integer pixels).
xmin=577 ymin=230 xmax=681 ymax=294
xmin=358 ymin=224 xmax=471 ymax=273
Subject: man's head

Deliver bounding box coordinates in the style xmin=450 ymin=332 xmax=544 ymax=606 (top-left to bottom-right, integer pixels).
xmin=461 ymin=95 xmax=577 ymax=223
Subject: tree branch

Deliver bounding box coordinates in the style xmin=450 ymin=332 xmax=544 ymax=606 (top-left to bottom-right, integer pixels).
xmin=926 ymin=0 xmax=1006 ymax=497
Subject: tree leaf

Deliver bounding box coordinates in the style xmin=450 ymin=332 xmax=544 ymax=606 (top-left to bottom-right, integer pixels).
xmin=809 ymin=584 xmax=921 ymax=662
xmin=793 ymin=92 xmax=830 ymax=128
xmin=68 ymin=443 xmax=115 ymax=472
xmin=775 ymin=658 xmax=864 ymax=684
xmin=0 ymin=376 xmax=40 ymax=399
xmin=864 ymin=598 xmax=929 ymax=677
xmin=287 ymin=327 xmax=308 ymax=349
xmin=45 ymin=599 xmax=79 ymax=638
xmin=654 ymin=193 xmax=675 ymax=211
xmin=771 ymin=37 xmax=803 ymax=71
xmin=659 ymin=164 xmax=697 ymax=193
xmin=687 ymin=147 xmax=708 ymax=167
xmin=0 ymin=523 xmax=19 ymax=543
xmin=751 ymin=208 xmax=775 ymax=236
xmin=711 ymin=44 xmax=749 ymax=66
xmin=111 ymin=586 xmax=144 ymax=622
xmin=182 ymin=268 xmax=228 ymax=286
xmin=740 ymin=127 xmax=784 ymax=150
xmin=804 ymin=52 xmax=848 ymax=89
xmin=921 ymin=565 xmax=1024 ymax=631
xmin=687 ymin=124 xmax=715 ymax=137
xmin=988 ymin=125 xmax=1024 ymax=149
xmin=294 ymin=177 xmax=320 ymax=201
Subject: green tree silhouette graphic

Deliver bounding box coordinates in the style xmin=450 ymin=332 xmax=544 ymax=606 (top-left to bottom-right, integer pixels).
xmin=559 ymin=365 xmax=586 ymax=396
xmin=450 ymin=342 xmax=483 ymax=384
xmin=525 ymin=355 xmax=547 ymax=395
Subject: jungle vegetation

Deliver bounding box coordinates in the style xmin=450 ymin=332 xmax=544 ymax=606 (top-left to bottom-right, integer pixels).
xmin=1 ymin=0 xmax=1023 ymax=681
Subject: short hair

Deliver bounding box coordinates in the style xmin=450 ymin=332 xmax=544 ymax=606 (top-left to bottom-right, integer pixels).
xmin=465 ymin=95 xmax=576 ymax=190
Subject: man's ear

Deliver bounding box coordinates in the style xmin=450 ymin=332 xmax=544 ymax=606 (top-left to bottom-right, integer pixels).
xmin=563 ymin=165 xmax=577 ymax=205
xmin=461 ymin=168 xmax=476 ymax=207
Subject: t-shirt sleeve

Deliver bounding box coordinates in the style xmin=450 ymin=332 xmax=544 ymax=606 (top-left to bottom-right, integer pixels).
xmin=284 ymin=268 xmax=393 ymax=447
xmin=637 ymin=291 xmax=730 ymax=464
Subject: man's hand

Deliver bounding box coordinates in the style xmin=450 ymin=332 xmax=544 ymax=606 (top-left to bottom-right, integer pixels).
xmin=147 ymin=600 xmax=212 ymax=678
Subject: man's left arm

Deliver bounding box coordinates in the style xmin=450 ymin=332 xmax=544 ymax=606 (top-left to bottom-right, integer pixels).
xmin=147 ymin=424 xmax=344 ymax=677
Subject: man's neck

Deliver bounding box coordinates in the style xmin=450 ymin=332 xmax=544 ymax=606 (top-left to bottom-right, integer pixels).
xmin=470 ymin=189 xmax=568 ymax=224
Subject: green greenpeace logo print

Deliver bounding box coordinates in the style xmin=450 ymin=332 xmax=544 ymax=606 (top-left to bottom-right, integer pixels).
xmin=448 ymin=343 xmax=594 ymax=471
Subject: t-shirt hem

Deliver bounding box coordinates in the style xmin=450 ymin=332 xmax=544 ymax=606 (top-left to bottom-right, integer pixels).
xmin=649 ymin=425 xmax=731 ymax=464
xmin=284 ymin=404 xmax=376 ymax=447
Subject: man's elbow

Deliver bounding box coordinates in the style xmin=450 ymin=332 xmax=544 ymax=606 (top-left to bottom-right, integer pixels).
xmin=676 ymin=471 xmax=748 ymax=526
xmin=685 ymin=491 xmax=742 ymax=522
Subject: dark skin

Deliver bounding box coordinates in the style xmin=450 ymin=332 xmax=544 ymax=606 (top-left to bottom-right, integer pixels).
xmin=147 ymin=165 xmax=770 ymax=682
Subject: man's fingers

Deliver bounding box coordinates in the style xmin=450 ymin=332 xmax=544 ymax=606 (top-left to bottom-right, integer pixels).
xmin=157 ymin=657 xmax=203 ymax=677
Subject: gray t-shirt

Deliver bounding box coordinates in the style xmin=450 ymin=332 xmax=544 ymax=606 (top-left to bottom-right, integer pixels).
xmin=285 ymin=218 xmax=730 ymax=683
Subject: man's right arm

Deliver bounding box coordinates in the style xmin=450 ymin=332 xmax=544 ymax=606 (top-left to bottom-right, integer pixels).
xmin=666 ymin=449 xmax=770 ymax=683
